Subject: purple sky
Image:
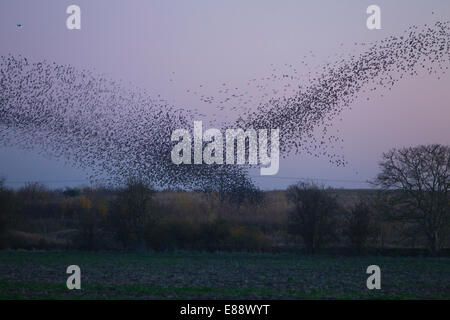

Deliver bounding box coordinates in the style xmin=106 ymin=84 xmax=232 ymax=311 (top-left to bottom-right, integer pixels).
xmin=0 ymin=0 xmax=449 ymax=189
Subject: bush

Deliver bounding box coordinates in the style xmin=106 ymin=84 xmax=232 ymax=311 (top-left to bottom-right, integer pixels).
xmin=287 ymin=182 xmax=339 ymax=254
xmin=108 ymin=180 xmax=155 ymax=249
xmin=0 ymin=179 xmax=15 ymax=246
xmin=73 ymin=191 xmax=108 ymax=250
xmin=344 ymin=201 xmax=374 ymax=253
xmin=144 ymin=218 xmax=269 ymax=252
xmin=225 ymin=224 xmax=269 ymax=251
xmin=63 ymin=188 xmax=81 ymax=198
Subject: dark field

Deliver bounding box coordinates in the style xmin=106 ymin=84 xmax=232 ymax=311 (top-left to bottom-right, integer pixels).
xmin=0 ymin=251 xmax=449 ymax=299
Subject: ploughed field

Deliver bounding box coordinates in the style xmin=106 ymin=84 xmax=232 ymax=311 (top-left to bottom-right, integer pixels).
xmin=0 ymin=251 xmax=449 ymax=299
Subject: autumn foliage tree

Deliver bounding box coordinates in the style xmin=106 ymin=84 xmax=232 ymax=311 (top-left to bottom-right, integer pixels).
xmin=75 ymin=190 xmax=108 ymax=250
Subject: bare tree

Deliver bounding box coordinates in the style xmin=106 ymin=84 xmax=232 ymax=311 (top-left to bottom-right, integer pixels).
xmin=287 ymin=182 xmax=339 ymax=254
xmin=344 ymin=201 xmax=374 ymax=253
xmin=0 ymin=179 xmax=15 ymax=244
xmin=373 ymin=144 xmax=450 ymax=254
xmin=75 ymin=188 xmax=108 ymax=251
xmin=109 ymin=179 xmax=155 ymax=250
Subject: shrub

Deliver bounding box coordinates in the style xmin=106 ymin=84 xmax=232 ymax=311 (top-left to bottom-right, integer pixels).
xmin=63 ymin=188 xmax=81 ymax=198
xmin=74 ymin=191 xmax=108 ymax=250
xmin=344 ymin=201 xmax=373 ymax=253
xmin=144 ymin=218 xmax=269 ymax=252
xmin=287 ymin=182 xmax=339 ymax=254
xmin=0 ymin=179 xmax=15 ymax=245
xmin=108 ymin=180 xmax=155 ymax=249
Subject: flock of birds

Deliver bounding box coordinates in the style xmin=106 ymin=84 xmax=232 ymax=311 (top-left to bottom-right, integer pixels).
xmin=0 ymin=21 xmax=449 ymax=193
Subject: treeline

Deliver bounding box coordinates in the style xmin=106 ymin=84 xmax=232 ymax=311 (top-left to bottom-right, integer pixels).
xmin=1 ymin=179 xmax=448 ymax=254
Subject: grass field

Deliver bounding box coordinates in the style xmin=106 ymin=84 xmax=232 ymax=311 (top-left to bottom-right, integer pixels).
xmin=0 ymin=251 xmax=449 ymax=299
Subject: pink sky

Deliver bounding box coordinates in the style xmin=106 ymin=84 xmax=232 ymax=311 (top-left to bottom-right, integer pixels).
xmin=0 ymin=0 xmax=449 ymax=189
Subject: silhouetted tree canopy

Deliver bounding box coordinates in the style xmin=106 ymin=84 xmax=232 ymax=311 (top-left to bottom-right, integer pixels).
xmin=374 ymin=144 xmax=450 ymax=254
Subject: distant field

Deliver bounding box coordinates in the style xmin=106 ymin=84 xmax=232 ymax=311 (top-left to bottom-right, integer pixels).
xmin=0 ymin=251 xmax=449 ymax=299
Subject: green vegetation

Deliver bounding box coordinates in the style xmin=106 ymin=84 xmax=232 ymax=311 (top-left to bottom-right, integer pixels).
xmin=0 ymin=251 xmax=448 ymax=299
xmin=0 ymin=147 xmax=448 ymax=300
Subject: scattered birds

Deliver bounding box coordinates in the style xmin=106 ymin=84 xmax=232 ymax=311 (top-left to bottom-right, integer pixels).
xmin=0 ymin=21 xmax=448 ymax=192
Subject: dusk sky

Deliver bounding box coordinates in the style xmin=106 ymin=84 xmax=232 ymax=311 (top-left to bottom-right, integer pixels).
xmin=0 ymin=0 xmax=449 ymax=189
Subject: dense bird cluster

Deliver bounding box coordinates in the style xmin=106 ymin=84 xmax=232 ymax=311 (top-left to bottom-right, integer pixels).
xmin=0 ymin=22 xmax=449 ymax=192
xmin=0 ymin=57 xmax=256 ymax=193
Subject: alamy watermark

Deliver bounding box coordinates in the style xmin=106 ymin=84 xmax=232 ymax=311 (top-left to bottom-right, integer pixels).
xmin=171 ymin=121 xmax=280 ymax=175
